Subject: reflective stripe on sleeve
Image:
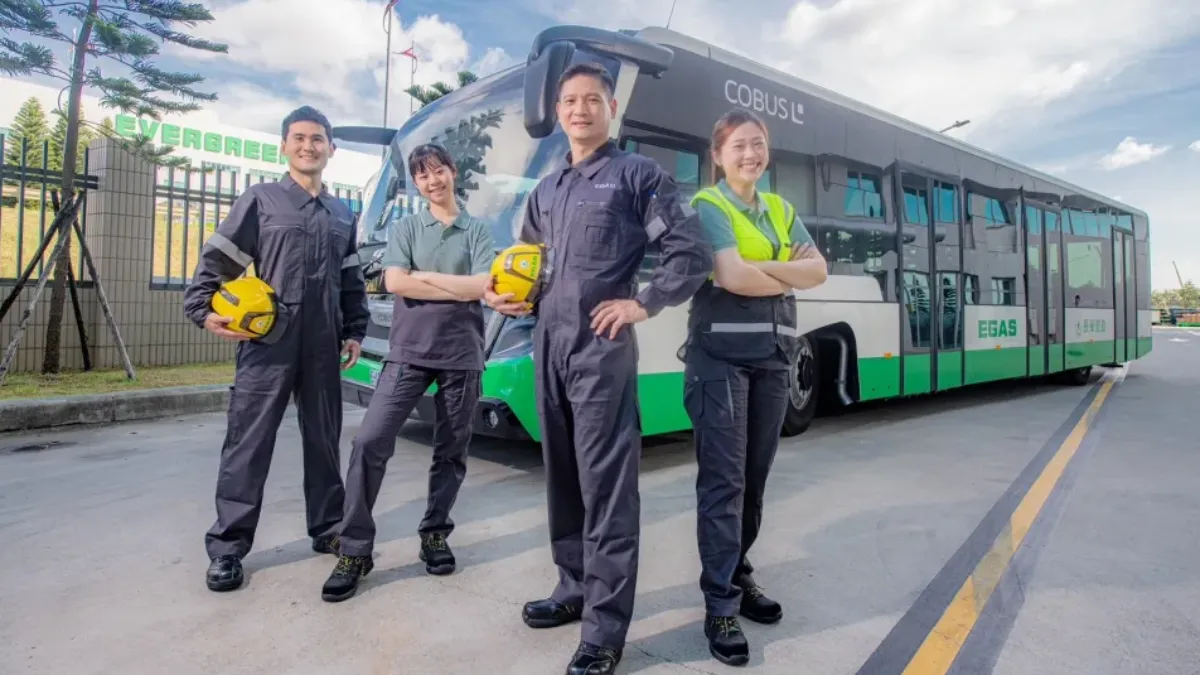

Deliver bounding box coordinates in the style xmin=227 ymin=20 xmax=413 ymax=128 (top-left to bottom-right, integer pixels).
xmin=342 ymin=252 xmax=361 ymax=269
xmin=206 ymin=232 xmax=253 ymax=270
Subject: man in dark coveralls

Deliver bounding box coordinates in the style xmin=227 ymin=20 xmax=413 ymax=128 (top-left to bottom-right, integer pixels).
xmin=486 ymin=63 xmax=713 ymax=675
xmin=183 ymin=106 xmax=370 ymax=593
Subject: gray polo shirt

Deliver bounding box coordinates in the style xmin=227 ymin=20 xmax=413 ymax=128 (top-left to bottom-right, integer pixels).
xmin=382 ymin=207 xmax=495 ymax=371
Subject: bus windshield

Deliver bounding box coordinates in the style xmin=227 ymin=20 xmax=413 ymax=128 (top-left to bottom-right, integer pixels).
xmin=357 ymin=64 xmax=573 ymax=253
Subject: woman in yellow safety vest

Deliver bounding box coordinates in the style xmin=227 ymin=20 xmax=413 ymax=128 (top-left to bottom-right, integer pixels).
xmin=681 ymin=108 xmax=828 ymax=667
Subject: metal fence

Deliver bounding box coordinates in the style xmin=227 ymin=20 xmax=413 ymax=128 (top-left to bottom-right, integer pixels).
xmin=150 ymin=165 xmax=365 ymax=290
xmin=0 ymin=134 xmax=99 ymax=286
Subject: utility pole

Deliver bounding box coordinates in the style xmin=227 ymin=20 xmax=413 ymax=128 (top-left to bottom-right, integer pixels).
xmin=667 ymin=0 xmax=678 ymax=28
xmin=1174 ymin=261 xmax=1185 ymax=288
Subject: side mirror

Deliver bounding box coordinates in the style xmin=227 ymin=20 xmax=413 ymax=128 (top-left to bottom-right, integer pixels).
xmin=524 ymin=40 xmax=575 ymax=139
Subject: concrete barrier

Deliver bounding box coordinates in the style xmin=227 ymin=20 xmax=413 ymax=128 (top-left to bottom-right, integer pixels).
xmin=0 ymin=385 xmax=231 ymax=433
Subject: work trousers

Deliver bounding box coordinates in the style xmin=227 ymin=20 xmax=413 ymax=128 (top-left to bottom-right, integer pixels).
xmin=684 ymin=348 xmax=791 ymax=616
xmin=338 ymin=361 xmax=481 ymax=557
xmin=205 ymin=306 xmax=345 ymax=560
xmin=537 ymin=333 xmax=643 ymax=652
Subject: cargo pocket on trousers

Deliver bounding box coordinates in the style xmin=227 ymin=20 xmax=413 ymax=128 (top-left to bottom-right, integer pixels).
xmin=684 ymin=375 xmax=735 ymax=430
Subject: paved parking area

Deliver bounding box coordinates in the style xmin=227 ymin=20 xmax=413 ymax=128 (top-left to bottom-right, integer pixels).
xmin=2 ymin=328 xmax=1197 ymax=674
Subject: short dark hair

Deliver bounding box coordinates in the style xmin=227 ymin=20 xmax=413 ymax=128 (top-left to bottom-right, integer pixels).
xmin=407 ymin=143 xmax=457 ymax=177
xmin=557 ymin=62 xmax=615 ymax=98
xmin=281 ymin=106 xmax=333 ymax=140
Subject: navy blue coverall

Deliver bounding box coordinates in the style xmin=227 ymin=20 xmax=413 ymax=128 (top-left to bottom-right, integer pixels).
xmin=183 ymin=174 xmax=370 ymax=560
xmin=519 ymin=140 xmax=713 ymax=650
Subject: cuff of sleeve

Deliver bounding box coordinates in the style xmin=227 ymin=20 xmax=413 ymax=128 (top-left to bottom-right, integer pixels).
xmin=635 ymin=289 xmax=663 ymax=319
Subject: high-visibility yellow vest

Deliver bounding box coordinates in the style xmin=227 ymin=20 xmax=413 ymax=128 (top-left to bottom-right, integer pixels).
xmin=685 ymin=185 xmax=801 ymax=364
xmin=690 ymin=186 xmax=794 ymax=266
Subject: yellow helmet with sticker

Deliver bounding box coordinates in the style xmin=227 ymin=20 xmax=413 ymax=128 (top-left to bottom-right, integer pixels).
xmin=211 ymin=276 xmax=278 ymax=339
xmin=490 ymin=242 xmax=547 ymax=305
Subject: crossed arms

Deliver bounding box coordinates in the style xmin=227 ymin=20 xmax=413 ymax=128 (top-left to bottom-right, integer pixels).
xmin=384 ymin=268 xmax=490 ymax=301
xmin=714 ymin=241 xmax=828 ymax=297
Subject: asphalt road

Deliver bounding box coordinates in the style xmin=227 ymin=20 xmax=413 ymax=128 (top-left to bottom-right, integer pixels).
xmin=1 ymin=327 xmax=1197 ymax=675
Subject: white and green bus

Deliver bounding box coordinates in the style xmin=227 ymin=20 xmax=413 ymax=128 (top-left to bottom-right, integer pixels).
xmin=336 ymin=24 xmax=1153 ymax=441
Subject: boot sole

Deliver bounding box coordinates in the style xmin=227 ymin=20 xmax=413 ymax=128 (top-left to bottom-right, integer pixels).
xmin=425 ymin=563 xmax=455 ymax=576
xmin=321 ymin=587 xmax=358 ymax=603
xmin=522 ymin=614 xmax=581 ymax=629
xmin=740 ymin=610 xmax=782 ymax=625
xmin=207 ymin=577 xmax=243 ymax=592
xmin=710 ymin=645 xmax=750 ymax=667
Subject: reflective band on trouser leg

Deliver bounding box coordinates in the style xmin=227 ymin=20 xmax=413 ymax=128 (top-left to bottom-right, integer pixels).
xmin=708 ymin=323 xmax=798 ymax=337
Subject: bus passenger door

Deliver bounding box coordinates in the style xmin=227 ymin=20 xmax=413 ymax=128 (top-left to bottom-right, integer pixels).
xmin=1045 ymin=208 xmax=1066 ymax=373
xmin=1112 ymin=228 xmax=1131 ymax=363
xmin=898 ymin=171 xmax=935 ymax=396
xmin=1024 ymin=202 xmax=1051 ymax=377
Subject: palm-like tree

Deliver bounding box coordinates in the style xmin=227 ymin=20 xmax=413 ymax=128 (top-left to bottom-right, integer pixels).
xmin=405 ymin=71 xmax=478 ymax=108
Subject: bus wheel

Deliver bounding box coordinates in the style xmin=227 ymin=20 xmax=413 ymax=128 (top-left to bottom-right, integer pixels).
xmin=782 ymin=336 xmax=819 ymax=437
xmin=1058 ymin=365 xmax=1092 ymax=386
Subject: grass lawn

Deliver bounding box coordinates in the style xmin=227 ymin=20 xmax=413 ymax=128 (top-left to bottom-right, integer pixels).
xmin=0 ymin=361 xmax=234 ymax=400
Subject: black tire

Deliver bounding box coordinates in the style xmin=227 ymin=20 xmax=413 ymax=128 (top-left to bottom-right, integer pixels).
xmin=781 ymin=335 xmax=820 ymax=437
xmin=1058 ymin=365 xmax=1092 ymax=386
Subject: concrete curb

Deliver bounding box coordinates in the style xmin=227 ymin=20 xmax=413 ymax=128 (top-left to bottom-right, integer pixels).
xmin=0 ymin=384 xmax=230 ymax=433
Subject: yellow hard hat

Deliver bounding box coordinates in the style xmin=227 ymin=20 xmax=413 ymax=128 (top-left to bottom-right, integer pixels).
xmin=211 ymin=276 xmax=280 ymax=340
xmin=490 ymin=242 xmax=547 ymax=305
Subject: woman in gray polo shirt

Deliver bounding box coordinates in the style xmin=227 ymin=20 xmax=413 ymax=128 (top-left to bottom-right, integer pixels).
xmin=321 ymin=144 xmax=496 ymax=602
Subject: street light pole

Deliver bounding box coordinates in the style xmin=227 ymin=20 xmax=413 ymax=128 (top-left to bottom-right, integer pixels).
xmin=383 ymin=12 xmax=392 ymax=128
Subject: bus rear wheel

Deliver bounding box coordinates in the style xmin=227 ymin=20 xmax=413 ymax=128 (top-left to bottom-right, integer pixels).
xmin=782 ymin=336 xmax=820 ymax=437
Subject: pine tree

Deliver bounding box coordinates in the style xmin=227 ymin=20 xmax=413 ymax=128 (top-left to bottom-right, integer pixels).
xmin=1 ymin=0 xmax=228 ymax=374
xmin=3 ymin=96 xmax=50 ymax=169
xmin=48 ymin=109 xmax=93 ymax=174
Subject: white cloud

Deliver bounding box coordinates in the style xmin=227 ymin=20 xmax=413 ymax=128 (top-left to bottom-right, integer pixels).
xmin=1190 ymin=140 xmax=1200 ymax=152
xmin=169 ymin=0 xmax=515 ymax=133
xmin=1098 ymin=137 xmax=1172 ymax=170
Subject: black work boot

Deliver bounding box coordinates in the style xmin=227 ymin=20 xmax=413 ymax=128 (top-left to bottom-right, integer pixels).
xmin=735 ymin=574 xmax=783 ymax=624
xmin=312 ymin=534 xmax=340 ymax=555
xmin=565 ymin=641 xmax=622 ymax=675
xmin=705 ymin=614 xmax=750 ymax=666
xmin=419 ymin=532 xmax=456 ymax=575
xmin=206 ymin=554 xmax=244 ymax=592
xmin=521 ymin=598 xmax=583 ymax=629
xmin=321 ymin=554 xmax=374 ymax=603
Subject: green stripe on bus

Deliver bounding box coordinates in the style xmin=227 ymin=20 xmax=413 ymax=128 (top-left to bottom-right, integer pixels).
xmin=1137 ymin=337 xmax=1153 ymax=357
xmin=1067 ymin=341 xmax=1116 ymax=369
xmin=965 ymin=347 xmax=1028 ymax=385
xmin=857 ymin=356 xmax=901 ymax=401
xmin=938 ymin=351 xmax=963 ymax=390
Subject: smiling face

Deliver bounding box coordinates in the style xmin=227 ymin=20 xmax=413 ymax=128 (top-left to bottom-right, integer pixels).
xmin=556 ymin=72 xmax=617 ymax=146
xmin=412 ymin=158 xmax=457 ymax=207
xmin=282 ymin=120 xmax=333 ymax=176
xmin=714 ymin=120 xmax=769 ymax=187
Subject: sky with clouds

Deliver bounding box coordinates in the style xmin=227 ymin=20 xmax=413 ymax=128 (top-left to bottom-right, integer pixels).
xmin=12 ymin=0 xmax=1200 ymax=290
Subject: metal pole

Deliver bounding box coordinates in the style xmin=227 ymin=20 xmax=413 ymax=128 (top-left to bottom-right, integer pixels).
xmin=667 ymin=0 xmax=678 ymax=28
xmin=383 ymin=12 xmax=392 ymax=128
xmin=410 ymin=40 xmax=416 ymax=115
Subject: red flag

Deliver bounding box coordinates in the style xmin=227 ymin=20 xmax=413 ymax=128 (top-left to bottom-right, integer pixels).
xmin=385 ymin=0 xmax=398 ymax=9
xmin=400 ymin=46 xmax=417 ymax=61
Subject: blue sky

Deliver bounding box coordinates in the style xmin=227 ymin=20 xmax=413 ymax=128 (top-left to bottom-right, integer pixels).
xmin=11 ymin=0 xmax=1200 ymax=289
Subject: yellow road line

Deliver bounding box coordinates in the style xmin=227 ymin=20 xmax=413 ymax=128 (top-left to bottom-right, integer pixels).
xmin=900 ymin=367 xmax=1126 ymax=674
